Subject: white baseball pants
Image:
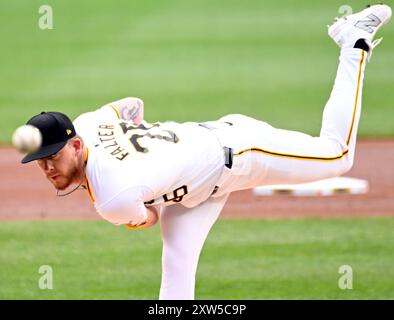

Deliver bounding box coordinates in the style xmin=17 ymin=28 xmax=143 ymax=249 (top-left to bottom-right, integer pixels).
xmin=159 ymin=48 xmax=367 ymax=299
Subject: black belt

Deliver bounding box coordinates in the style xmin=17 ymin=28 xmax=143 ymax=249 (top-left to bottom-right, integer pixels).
xmin=198 ymin=122 xmax=233 ymax=170
xmin=223 ymin=146 xmax=233 ymax=169
xmin=211 ymin=147 xmax=233 ymax=196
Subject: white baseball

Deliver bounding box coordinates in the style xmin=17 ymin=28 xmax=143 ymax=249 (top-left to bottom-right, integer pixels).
xmin=12 ymin=125 xmax=42 ymax=154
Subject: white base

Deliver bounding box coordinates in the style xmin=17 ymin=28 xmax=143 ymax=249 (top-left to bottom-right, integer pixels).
xmin=253 ymin=177 xmax=369 ymax=197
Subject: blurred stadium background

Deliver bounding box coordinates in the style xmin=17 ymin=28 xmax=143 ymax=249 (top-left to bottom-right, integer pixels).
xmin=0 ymin=0 xmax=393 ymax=299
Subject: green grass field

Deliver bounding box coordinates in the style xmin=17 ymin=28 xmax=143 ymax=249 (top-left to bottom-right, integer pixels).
xmin=0 ymin=218 xmax=393 ymax=299
xmin=1 ymin=0 xmax=394 ymax=143
xmin=1 ymin=1 xmax=393 ymax=301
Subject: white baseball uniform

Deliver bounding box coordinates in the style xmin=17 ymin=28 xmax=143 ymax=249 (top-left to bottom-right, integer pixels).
xmin=73 ymin=47 xmax=366 ymax=299
xmin=73 ymin=102 xmax=227 ymax=225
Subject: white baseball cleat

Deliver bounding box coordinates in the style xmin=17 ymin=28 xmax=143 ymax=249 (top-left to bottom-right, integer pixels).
xmin=328 ymin=4 xmax=392 ymax=60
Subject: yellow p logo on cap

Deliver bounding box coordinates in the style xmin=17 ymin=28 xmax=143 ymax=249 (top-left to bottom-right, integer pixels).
xmin=66 ymin=129 xmax=72 ymax=135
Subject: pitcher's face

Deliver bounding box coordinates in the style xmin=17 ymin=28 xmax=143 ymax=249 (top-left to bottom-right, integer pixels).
xmin=36 ymin=143 xmax=79 ymax=191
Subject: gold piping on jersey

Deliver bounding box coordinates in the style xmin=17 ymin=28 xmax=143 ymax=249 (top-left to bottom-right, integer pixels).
xmin=346 ymin=50 xmax=365 ymax=145
xmin=84 ymin=147 xmax=95 ymax=203
xmin=234 ymin=148 xmax=349 ymax=162
xmin=125 ymin=222 xmax=147 ymax=230
xmin=234 ymin=50 xmax=365 ymax=162
xmin=84 ymin=146 xmax=89 ymax=162
xmin=109 ymin=104 xmax=121 ymax=119
xmin=85 ymin=178 xmax=95 ymax=203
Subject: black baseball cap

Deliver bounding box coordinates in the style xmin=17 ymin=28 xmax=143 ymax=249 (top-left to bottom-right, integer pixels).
xmin=21 ymin=112 xmax=76 ymax=164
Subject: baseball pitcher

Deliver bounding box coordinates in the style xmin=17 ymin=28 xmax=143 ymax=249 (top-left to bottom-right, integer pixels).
xmin=19 ymin=5 xmax=392 ymax=299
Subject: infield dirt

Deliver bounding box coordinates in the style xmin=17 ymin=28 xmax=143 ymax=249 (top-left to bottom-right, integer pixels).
xmin=1 ymin=140 xmax=393 ymax=220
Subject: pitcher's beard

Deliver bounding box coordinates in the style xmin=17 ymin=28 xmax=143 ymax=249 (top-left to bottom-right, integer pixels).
xmin=55 ymin=166 xmax=84 ymax=195
xmin=52 ymin=177 xmax=70 ymax=191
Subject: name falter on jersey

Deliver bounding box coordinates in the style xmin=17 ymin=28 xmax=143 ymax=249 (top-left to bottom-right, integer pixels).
xmin=97 ymin=124 xmax=130 ymax=161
